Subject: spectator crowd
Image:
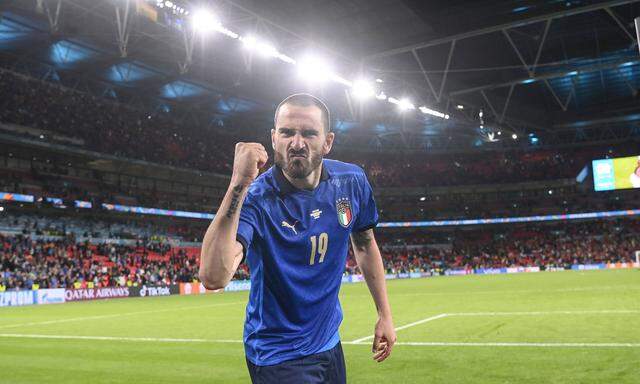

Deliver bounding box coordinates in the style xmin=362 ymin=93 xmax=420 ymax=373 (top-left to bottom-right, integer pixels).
xmin=2 ymin=217 xmax=637 ymax=291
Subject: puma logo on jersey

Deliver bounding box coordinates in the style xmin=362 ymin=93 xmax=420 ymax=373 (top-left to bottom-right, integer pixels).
xmin=281 ymin=220 xmax=298 ymax=235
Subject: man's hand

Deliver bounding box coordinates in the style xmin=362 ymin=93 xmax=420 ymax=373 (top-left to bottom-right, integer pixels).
xmin=372 ymin=316 xmax=396 ymax=362
xmin=231 ymin=142 xmax=268 ymax=187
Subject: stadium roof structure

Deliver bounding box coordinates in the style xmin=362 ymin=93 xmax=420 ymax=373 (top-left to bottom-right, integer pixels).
xmin=0 ymin=0 xmax=639 ymax=153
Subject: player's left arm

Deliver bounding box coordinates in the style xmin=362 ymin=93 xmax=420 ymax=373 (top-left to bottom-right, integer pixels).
xmin=351 ymin=228 xmax=396 ymax=362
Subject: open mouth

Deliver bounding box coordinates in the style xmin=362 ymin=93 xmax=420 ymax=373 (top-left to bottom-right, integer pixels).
xmin=289 ymin=153 xmax=307 ymax=159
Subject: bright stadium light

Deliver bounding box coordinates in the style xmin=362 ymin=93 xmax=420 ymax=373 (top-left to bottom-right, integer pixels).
xmin=375 ymin=91 xmax=387 ymax=101
xmin=398 ymin=98 xmax=415 ymax=111
xmin=241 ymin=36 xmax=278 ymax=57
xmin=352 ymin=80 xmax=375 ymax=99
xmin=297 ymin=56 xmax=332 ymax=83
xmin=192 ymin=9 xmax=218 ymax=33
xmin=456 ymin=104 xmax=464 ymax=110
xmin=241 ymin=36 xmax=257 ymax=49
xmin=419 ymin=106 xmax=447 ymax=119
xmin=512 ymin=133 xmax=518 ymax=140
xmin=257 ymin=42 xmax=278 ymax=57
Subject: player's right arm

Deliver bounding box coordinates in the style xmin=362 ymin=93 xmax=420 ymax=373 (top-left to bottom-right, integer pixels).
xmin=199 ymin=143 xmax=268 ymax=290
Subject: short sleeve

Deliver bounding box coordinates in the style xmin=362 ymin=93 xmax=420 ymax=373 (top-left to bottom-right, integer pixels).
xmin=352 ymin=171 xmax=379 ymax=232
xmin=236 ymin=195 xmax=261 ymax=259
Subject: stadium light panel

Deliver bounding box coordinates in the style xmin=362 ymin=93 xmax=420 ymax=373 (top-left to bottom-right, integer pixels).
xmin=240 ymin=35 xmax=256 ymax=49
xmin=456 ymin=104 xmax=464 ymax=110
xmin=297 ymin=56 xmax=332 ymax=83
xmin=241 ymin=36 xmax=278 ymax=57
xmin=375 ymin=91 xmax=387 ymax=101
xmin=419 ymin=106 xmax=446 ymax=119
xmin=192 ymin=9 xmax=218 ymax=33
xmin=398 ymin=98 xmax=415 ymax=111
xmin=512 ymin=133 xmax=518 ymax=139
xmin=352 ymin=80 xmax=375 ymax=99
xmin=257 ymin=42 xmax=278 ymax=57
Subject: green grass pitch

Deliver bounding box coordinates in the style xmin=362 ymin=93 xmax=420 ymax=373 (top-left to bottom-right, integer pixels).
xmin=1 ymin=269 xmax=639 ymax=383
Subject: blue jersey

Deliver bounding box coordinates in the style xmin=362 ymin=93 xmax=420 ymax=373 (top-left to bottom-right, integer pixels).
xmin=236 ymin=159 xmax=378 ymax=366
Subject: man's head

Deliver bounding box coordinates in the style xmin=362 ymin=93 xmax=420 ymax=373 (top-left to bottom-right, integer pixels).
xmin=272 ymin=93 xmax=334 ymax=179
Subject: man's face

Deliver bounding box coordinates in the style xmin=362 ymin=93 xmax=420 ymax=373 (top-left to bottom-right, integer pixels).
xmin=272 ymin=104 xmax=334 ymax=179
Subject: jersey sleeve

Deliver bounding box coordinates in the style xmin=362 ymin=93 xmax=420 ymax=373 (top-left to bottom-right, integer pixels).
xmin=353 ymin=171 xmax=379 ymax=232
xmin=236 ymin=195 xmax=261 ymax=258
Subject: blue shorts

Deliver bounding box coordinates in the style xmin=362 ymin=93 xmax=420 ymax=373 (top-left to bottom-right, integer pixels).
xmin=246 ymin=342 xmax=346 ymax=384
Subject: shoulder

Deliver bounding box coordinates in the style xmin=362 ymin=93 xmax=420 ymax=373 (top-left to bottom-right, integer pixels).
xmin=324 ymin=159 xmax=367 ymax=179
xmin=245 ymin=168 xmax=278 ymax=204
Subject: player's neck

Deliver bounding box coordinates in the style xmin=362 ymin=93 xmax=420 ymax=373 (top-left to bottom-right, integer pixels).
xmin=282 ymin=164 xmax=323 ymax=191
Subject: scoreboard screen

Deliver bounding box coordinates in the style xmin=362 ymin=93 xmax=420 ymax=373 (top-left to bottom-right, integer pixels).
xmin=592 ymin=155 xmax=640 ymax=191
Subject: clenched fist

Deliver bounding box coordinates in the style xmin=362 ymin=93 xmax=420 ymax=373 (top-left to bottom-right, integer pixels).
xmin=231 ymin=142 xmax=269 ymax=187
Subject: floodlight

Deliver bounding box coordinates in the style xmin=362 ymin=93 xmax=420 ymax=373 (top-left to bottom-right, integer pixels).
xmin=192 ymin=9 xmax=218 ymax=33
xmin=419 ymin=106 xmax=446 ymax=118
xmin=297 ymin=56 xmax=332 ymax=83
xmin=398 ymin=98 xmax=415 ymax=110
xmin=352 ymin=80 xmax=375 ymax=99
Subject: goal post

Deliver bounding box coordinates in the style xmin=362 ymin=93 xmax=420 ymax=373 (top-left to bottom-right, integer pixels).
xmin=635 ymin=250 xmax=640 ymax=266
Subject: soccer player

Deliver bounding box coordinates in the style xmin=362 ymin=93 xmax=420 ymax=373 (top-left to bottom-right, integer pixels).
xmin=199 ymin=93 xmax=396 ymax=383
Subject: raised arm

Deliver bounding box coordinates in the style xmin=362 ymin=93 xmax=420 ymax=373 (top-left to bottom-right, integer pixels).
xmin=350 ymin=229 xmax=396 ymax=362
xmin=199 ymin=143 xmax=267 ymax=290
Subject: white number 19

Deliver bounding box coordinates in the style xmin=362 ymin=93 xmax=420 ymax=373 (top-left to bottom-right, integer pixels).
xmin=309 ymin=232 xmax=329 ymax=265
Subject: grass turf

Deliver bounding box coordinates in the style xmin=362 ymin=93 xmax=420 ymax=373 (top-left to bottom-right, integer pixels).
xmin=1 ymin=269 xmax=638 ymax=383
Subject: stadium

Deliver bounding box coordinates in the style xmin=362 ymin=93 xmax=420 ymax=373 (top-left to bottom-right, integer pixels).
xmin=0 ymin=0 xmax=639 ymax=383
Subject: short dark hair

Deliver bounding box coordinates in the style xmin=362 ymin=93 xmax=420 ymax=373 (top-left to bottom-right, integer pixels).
xmin=274 ymin=93 xmax=331 ymax=133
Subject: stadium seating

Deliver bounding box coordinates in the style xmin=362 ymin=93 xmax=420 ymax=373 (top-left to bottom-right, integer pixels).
xmin=2 ymin=214 xmax=637 ymax=290
xmin=2 ymin=68 xmax=638 ymax=190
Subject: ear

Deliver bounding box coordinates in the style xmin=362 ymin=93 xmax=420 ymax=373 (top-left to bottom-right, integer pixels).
xmin=323 ymin=131 xmax=335 ymax=155
xmin=271 ymin=128 xmax=276 ymax=150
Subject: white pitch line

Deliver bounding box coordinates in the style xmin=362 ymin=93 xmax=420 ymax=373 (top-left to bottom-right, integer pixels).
xmin=0 ymin=333 xmax=243 ymax=344
xmin=358 ymin=341 xmax=640 ymax=348
xmin=0 ymin=301 xmax=245 ymax=330
xmin=350 ymin=313 xmax=449 ymax=343
xmin=449 ymin=310 xmax=640 ymax=316
xmin=1 ymin=334 xmax=637 ymax=348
